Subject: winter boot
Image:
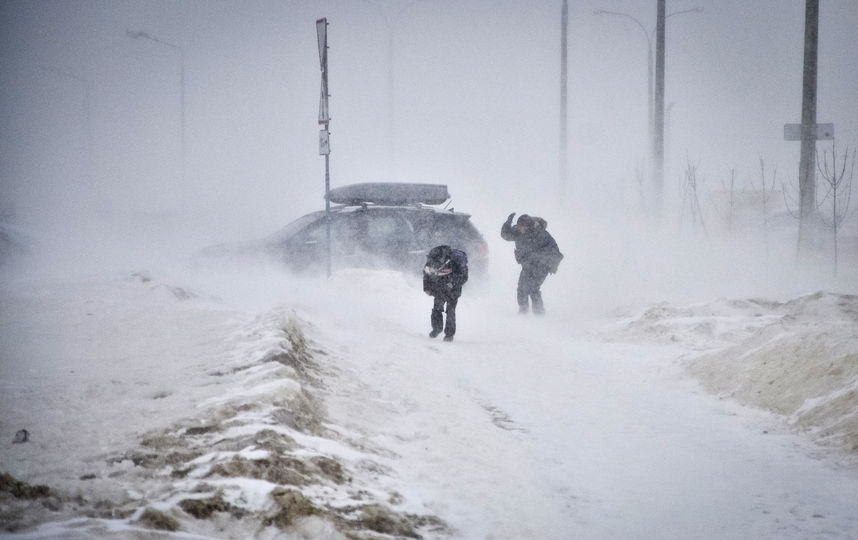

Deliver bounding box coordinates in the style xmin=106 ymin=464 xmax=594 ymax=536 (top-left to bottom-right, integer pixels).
xmin=531 ymin=293 xmax=545 ymax=315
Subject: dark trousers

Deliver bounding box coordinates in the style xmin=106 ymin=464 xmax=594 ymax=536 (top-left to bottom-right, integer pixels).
xmin=431 ymin=294 xmax=458 ymax=336
xmin=517 ymin=264 xmax=549 ymax=313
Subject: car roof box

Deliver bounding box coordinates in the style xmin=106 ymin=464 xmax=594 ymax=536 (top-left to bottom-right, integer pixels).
xmin=326 ymin=183 xmax=450 ymax=206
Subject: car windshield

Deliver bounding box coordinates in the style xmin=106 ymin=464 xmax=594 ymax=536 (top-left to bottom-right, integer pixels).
xmin=264 ymin=213 xmax=322 ymax=245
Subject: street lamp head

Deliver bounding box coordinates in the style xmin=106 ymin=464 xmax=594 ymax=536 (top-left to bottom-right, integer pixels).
xmin=126 ymin=30 xmax=158 ymax=41
xmin=667 ymin=7 xmax=705 ymax=19
xmin=126 ymin=29 xmax=180 ymax=51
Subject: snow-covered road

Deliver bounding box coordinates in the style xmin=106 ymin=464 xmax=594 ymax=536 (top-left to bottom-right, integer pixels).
xmin=292 ymin=270 xmax=858 ymax=539
xmin=3 ymin=268 xmax=858 ymax=538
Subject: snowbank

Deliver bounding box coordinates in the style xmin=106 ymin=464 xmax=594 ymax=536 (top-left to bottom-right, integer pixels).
xmin=0 ymin=272 xmax=446 ymax=538
xmin=611 ymin=291 xmax=858 ymax=458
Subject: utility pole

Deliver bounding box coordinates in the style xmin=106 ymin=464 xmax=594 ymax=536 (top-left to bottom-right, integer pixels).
xmin=653 ymin=0 xmax=666 ymax=217
xmin=798 ymin=0 xmax=819 ymax=248
xmin=560 ymin=0 xmax=568 ymax=200
xmin=360 ymin=0 xmax=423 ymax=176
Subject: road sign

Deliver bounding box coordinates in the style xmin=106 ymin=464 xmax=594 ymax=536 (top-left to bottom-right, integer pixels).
xmin=319 ymin=129 xmax=330 ymax=155
xmin=316 ymin=18 xmax=327 ymax=66
xmin=784 ymin=123 xmax=834 ymax=141
xmin=316 ymin=18 xmax=329 ymax=126
xmin=319 ymin=80 xmax=329 ymax=125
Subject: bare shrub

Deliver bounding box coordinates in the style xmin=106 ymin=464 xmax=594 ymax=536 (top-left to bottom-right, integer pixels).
xmin=816 ymin=142 xmax=856 ymax=275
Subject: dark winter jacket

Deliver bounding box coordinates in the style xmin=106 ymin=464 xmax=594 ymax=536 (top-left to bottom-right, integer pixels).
xmin=423 ymin=245 xmax=468 ymax=299
xmin=501 ymin=215 xmax=564 ymax=273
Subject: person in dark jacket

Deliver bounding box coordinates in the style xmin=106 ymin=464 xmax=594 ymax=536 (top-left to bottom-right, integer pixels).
xmin=423 ymin=245 xmax=468 ymax=341
xmin=501 ymin=213 xmax=563 ymax=314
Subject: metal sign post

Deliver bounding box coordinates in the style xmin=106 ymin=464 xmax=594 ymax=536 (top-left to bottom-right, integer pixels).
xmin=559 ymin=0 xmax=568 ymax=202
xmin=317 ymin=17 xmax=332 ymax=277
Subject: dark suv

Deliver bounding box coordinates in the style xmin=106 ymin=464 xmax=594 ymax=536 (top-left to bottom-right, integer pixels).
xmin=207 ymin=183 xmax=488 ymax=277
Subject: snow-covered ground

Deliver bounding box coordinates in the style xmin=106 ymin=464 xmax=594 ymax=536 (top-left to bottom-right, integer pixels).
xmin=2 ymin=250 xmax=858 ymax=539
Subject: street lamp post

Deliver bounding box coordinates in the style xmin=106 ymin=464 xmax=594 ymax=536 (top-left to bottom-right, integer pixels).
xmin=593 ymin=5 xmax=702 ymax=214
xmin=126 ymin=30 xmax=186 ymax=203
xmin=38 ymin=65 xmax=94 ymax=191
xmin=593 ymin=9 xmax=655 ymax=167
xmin=360 ymin=0 xmax=424 ymax=175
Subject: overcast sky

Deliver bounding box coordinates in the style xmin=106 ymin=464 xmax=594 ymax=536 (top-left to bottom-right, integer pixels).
xmin=2 ymin=0 xmax=857 ymax=244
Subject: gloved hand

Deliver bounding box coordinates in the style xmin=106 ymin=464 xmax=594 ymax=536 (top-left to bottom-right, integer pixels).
xmin=506 ymin=212 xmax=516 ymax=224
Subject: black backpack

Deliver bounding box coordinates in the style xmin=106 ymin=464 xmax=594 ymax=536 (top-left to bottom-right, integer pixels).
xmin=451 ymin=248 xmax=468 ymax=274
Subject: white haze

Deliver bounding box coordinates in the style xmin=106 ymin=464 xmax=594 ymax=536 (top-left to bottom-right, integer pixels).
xmin=2 ymin=1 xmax=858 ymax=537
xmin=1 ymin=0 xmax=857 ymax=427
xmin=1 ymin=0 xmax=856 ymax=299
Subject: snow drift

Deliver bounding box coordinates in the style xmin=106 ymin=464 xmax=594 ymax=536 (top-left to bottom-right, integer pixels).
xmin=611 ymin=292 xmax=858 ymax=459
